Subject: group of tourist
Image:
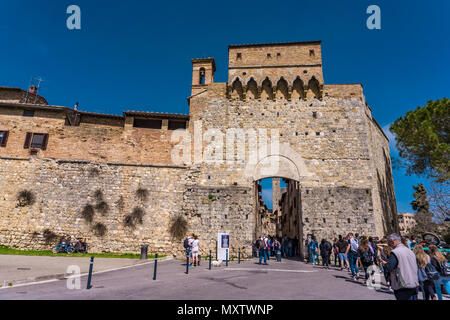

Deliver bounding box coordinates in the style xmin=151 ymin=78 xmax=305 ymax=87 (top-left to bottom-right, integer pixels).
xmin=306 ymin=232 xmax=449 ymax=300
xmin=183 ymin=234 xmax=200 ymax=267
xmin=252 ymin=236 xmax=301 ymax=264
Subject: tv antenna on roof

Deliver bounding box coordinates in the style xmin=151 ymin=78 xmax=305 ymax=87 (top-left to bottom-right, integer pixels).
xmin=23 ymin=76 xmax=44 ymax=104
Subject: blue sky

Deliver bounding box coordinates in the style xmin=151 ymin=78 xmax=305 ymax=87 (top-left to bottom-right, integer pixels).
xmin=1 ymin=1 xmax=448 ymax=212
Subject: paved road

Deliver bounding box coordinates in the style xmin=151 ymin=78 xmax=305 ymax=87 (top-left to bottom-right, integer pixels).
xmin=0 ymin=257 xmax=398 ymax=300
xmin=0 ymin=255 xmax=152 ymax=286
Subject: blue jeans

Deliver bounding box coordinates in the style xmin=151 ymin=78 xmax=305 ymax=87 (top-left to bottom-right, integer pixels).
xmin=339 ymin=253 xmax=347 ymax=267
xmin=348 ymin=252 xmax=359 ymax=276
xmin=282 ymin=245 xmax=287 ymax=257
xmin=312 ymin=251 xmax=319 ymax=264
xmin=433 ymin=276 xmax=450 ymax=300
xmin=259 ymin=248 xmax=267 ymax=264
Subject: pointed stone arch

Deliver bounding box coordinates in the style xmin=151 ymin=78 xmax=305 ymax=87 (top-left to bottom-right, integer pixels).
xmin=231 ymin=78 xmax=243 ymax=100
xmin=261 ymin=78 xmax=273 ymax=101
xmin=306 ymin=76 xmax=321 ymax=99
xmin=276 ymin=77 xmax=289 ymax=100
xmin=246 ymin=78 xmax=258 ymax=100
xmin=292 ymin=77 xmax=305 ymax=100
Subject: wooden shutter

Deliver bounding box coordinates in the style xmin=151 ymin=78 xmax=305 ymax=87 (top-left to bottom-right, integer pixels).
xmin=0 ymin=131 xmax=9 ymax=147
xmin=41 ymin=134 xmax=49 ymax=150
xmin=24 ymin=132 xmax=32 ymax=149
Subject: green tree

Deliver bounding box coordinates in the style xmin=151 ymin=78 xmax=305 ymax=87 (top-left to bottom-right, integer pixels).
xmin=390 ymin=98 xmax=450 ymax=182
xmin=409 ymin=184 xmax=437 ymax=236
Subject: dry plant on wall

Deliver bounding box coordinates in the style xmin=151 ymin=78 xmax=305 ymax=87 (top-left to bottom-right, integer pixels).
xmin=123 ymin=207 xmax=146 ymax=229
xmin=116 ymin=196 xmax=125 ymax=212
xmin=92 ymin=222 xmax=107 ymax=237
xmin=95 ymin=201 xmax=109 ymax=216
xmin=136 ymin=188 xmax=149 ymax=203
xmin=169 ymin=215 xmax=188 ymax=240
xmin=42 ymin=229 xmax=58 ymax=244
xmin=81 ymin=204 xmax=95 ymax=223
xmin=94 ymin=189 xmax=104 ymax=202
xmin=16 ymin=190 xmax=36 ymax=207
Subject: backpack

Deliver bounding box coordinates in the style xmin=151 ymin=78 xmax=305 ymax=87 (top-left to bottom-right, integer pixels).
xmin=439 ymin=261 xmax=450 ymax=277
xmin=418 ymin=267 xmax=427 ymax=282
xmin=424 ymin=262 xmax=440 ymax=280
xmin=258 ymin=239 xmax=266 ymax=249
xmin=183 ymin=238 xmax=190 ymax=249
xmin=360 ymin=249 xmax=373 ymax=265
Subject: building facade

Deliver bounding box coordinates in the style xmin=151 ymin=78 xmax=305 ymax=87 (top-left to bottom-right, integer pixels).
xmin=0 ymin=41 xmax=398 ymax=258
xmin=398 ymin=213 xmax=417 ymax=236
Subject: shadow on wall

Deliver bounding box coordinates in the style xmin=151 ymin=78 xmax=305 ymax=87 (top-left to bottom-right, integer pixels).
xmin=377 ymin=149 xmax=399 ymax=235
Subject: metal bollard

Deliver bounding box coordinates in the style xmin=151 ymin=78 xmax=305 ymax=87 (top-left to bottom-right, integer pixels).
xmin=209 ymin=250 xmax=212 ymax=270
xmin=185 ymin=255 xmax=189 ymax=274
xmin=226 ymin=250 xmax=229 ymax=267
xmin=86 ymin=256 xmax=94 ymax=289
xmin=238 ymin=248 xmax=241 ymax=264
xmin=153 ymin=254 xmax=158 ymax=280
xmin=198 ymin=253 xmax=201 ymax=266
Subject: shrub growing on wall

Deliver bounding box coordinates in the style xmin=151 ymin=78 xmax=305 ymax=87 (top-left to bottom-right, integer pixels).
xmin=43 ymin=229 xmax=58 ymax=244
xmin=92 ymin=223 xmax=107 ymax=237
xmin=81 ymin=204 xmax=95 ymax=223
xmin=169 ymin=215 xmax=188 ymax=240
xmin=96 ymin=201 xmax=109 ymax=216
xmin=94 ymin=190 xmax=104 ymax=202
xmin=123 ymin=207 xmax=146 ymax=229
xmin=136 ymin=188 xmax=149 ymax=202
xmin=16 ymin=190 xmax=36 ymax=207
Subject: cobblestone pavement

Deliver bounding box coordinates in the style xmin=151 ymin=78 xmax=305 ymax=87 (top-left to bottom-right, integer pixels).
xmin=0 ymin=257 xmax=406 ymax=300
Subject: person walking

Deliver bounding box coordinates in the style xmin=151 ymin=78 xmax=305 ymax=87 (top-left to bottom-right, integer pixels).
xmin=345 ymin=233 xmax=360 ymax=280
xmin=310 ymin=236 xmax=319 ymax=265
xmin=332 ymin=238 xmax=341 ymax=268
xmin=183 ymin=235 xmax=193 ymax=266
xmin=191 ymin=234 xmax=200 ymax=267
xmin=282 ymin=236 xmax=288 ymax=258
xmin=358 ymin=238 xmax=374 ymax=284
xmin=319 ymin=238 xmax=332 ymax=269
xmin=381 ymin=234 xmax=419 ymax=300
xmin=377 ymin=240 xmax=392 ymax=290
xmin=266 ymin=236 xmax=272 ymax=261
xmin=258 ymin=236 xmax=268 ymax=265
xmin=337 ymin=235 xmax=349 ymax=271
xmin=413 ymin=244 xmax=437 ymax=300
xmin=273 ymin=238 xmax=282 ymax=262
xmin=306 ymin=235 xmax=313 ymax=263
xmin=287 ymin=238 xmax=293 ymax=257
xmin=429 ymin=245 xmax=450 ymax=300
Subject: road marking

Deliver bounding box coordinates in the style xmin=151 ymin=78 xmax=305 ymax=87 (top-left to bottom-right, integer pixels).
xmin=0 ymin=256 xmax=173 ymax=290
xmin=223 ymin=268 xmax=317 ymax=273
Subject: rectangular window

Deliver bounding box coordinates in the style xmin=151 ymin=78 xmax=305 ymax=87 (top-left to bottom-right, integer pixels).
xmin=168 ymin=120 xmax=187 ymax=130
xmin=0 ymin=130 xmax=9 ymax=147
xmin=133 ymin=118 xmax=162 ymax=129
xmin=24 ymin=132 xmax=49 ymax=150
xmin=23 ymin=110 xmax=35 ymax=117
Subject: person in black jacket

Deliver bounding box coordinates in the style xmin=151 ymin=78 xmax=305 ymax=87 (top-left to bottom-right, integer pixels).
xmin=319 ymin=238 xmax=332 ymax=269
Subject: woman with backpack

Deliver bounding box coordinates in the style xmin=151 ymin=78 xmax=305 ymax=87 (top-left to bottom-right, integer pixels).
xmin=413 ymin=245 xmax=437 ymax=300
xmin=358 ymin=238 xmax=374 ymax=284
xmin=429 ymin=245 xmax=450 ymax=300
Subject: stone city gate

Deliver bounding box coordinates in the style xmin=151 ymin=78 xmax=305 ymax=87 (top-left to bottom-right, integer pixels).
xmin=0 ymin=41 xmax=398 ymax=258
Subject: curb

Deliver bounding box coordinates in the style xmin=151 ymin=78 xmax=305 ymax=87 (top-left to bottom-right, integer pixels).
xmin=0 ymin=256 xmax=173 ymax=290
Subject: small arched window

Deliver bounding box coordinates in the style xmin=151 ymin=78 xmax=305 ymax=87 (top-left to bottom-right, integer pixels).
xmin=199 ymin=68 xmax=206 ymax=85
